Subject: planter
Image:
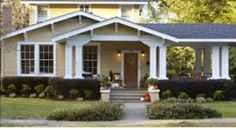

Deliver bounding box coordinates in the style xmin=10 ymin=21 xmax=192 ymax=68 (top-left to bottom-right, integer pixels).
xmin=100 ymin=89 xmax=110 ymax=102
xmin=148 ymin=89 xmax=160 ymax=102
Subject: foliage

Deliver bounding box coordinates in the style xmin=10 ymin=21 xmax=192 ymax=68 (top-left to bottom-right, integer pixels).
xmin=161 ymin=89 xmax=173 ymax=99
xmin=44 ymin=85 xmax=57 ymax=98
xmin=69 ymin=89 xmax=81 ymax=98
xmin=196 ymin=97 xmax=207 ymax=103
xmin=7 ymin=84 xmax=16 ymax=94
xmin=145 ymin=78 xmax=158 ymax=86
xmin=84 ymin=90 xmax=94 ymax=99
xmin=147 ymin=102 xmax=222 ymax=119
xmin=0 ymin=85 xmax=6 ymax=95
xmin=9 ymin=93 xmax=16 ymax=98
xmin=230 ymin=48 xmax=236 ymax=75
xmin=47 ymin=102 xmax=123 ymax=121
xmin=57 ymin=95 xmax=64 ymax=100
xmin=34 ymin=84 xmax=45 ymax=94
xmin=178 ymin=92 xmax=189 ymax=99
xmin=206 ymin=98 xmax=214 ymax=103
xmin=213 ymin=90 xmax=225 ymax=101
xmin=140 ymin=74 xmax=149 ymax=88
xmin=100 ymin=75 xmax=112 ymax=88
xmin=21 ymin=84 xmax=31 ymax=96
xmin=39 ymin=93 xmax=45 ymax=98
xmin=29 ymin=93 xmax=37 ymax=98
xmin=197 ymin=94 xmax=206 ymax=98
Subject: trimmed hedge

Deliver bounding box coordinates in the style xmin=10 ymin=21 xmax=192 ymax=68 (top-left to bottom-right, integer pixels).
xmin=159 ymin=80 xmax=236 ymax=100
xmin=147 ymin=102 xmax=222 ymax=119
xmin=47 ymin=102 xmax=123 ymax=121
xmin=2 ymin=77 xmax=100 ymax=100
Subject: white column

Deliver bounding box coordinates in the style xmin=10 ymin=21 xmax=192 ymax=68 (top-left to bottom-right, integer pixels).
xmin=195 ymin=48 xmax=202 ymax=74
xmin=35 ymin=44 xmax=39 ymax=75
xmin=158 ymin=45 xmax=168 ymax=79
xmin=75 ymin=45 xmax=83 ymax=79
xmin=203 ymin=47 xmax=211 ymax=74
xmin=65 ymin=44 xmax=73 ymax=79
xmin=211 ymin=46 xmax=220 ymax=79
xmin=149 ymin=46 xmax=157 ymax=78
xmin=221 ymin=46 xmax=230 ymax=79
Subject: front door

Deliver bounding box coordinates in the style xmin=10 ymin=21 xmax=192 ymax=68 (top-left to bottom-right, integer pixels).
xmin=124 ymin=53 xmax=138 ymax=88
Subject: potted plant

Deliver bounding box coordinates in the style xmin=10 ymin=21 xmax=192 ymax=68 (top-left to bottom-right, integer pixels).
xmin=100 ymin=75 xmax=112 ymax=89
xmin=145 ymin=78 xmax=159 ymax=90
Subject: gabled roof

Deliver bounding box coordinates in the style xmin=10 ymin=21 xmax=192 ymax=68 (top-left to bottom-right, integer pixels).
xmin=21 ymin=0 xmax=148 ymax=4
xmin=143 ymin=24 xmax=236 ymax=39
xmin=1 ymin=11 xmax=105 ymax=40
xmin=53 ymin=17 xmax=179 ymax=42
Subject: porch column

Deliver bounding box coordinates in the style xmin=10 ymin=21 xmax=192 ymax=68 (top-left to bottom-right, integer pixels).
xmin=203 ymin=47 xmax=211 ymax=74
xmin=75 ymin=45 xmax=83 ymax=79
xmin=221 ymin=46 xmax=230 ymax=79
xmin=195 ymin=48 xmax=202 ymax=74
xmin=158 ymin=45 xmax=168 ymax=79
xmin=149 ymin=45 xmax=158 ymax=78
xmin=65 ymin=44 xmax=73 ymax=79
xmin=211 ymin=46 xmax=221 ymax=79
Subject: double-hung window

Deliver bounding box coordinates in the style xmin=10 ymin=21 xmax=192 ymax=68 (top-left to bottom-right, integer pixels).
xmin=19 ymin=43 xmax=54 ymax=76
xmin=121 ymin=5 xmax=133 ymax=20
xmin=83 ymin=46 xmax=98 ymax=75
xmin=37 ymin=5 xmax=49 ymax=23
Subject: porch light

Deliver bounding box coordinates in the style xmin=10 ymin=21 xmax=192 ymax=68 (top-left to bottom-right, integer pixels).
xmin=117 ymin=51 xmax=121 ymax=56
xmin=141 ymin=51 xmax=145 ymax=57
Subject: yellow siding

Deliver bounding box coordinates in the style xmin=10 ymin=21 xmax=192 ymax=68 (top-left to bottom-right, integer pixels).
xmin=1 ymin=35 xmax=24 ymax=77
xmin=29 ymin=5 xmax=37 ymax=25
xmin=50 ymin=4 xmax=78 ymax=18
xmin=92 ymin=4 xmax=119 ymax=19
xmin=100 ymin=42 xmax=149 ymax=78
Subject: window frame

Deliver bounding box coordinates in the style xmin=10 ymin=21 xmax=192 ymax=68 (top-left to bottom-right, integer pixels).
xmin=119 ymin=5 xmax=134 ymax=21
xmin=36 ymin=5 xmax=50 ymax=23
xmin=17 ymin=42 xmax=56 ymax=77
xmin=78 ymin=4 xmax=91 ymax=13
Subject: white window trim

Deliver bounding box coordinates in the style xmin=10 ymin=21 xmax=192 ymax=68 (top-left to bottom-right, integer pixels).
xmin=121 ymin=50 xmax=141 ymax=89
xmin=83 ymin=42 xmax=101 ymax=75
xmin=35 ymin=4 xmax=50 ymax=23
xmin=17 ymin=42 xmax=56 ymax=77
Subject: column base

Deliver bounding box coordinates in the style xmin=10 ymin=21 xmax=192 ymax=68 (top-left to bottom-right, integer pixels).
xmin=157 ymin=77 xmax=168 ymax=80
xmin=64 ymin=76 xmax=73 ymax=79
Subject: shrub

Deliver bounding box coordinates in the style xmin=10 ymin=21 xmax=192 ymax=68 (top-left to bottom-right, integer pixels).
xmin=162 ymin=97 xmax=178 ymax=103
xmin=69 ymin=89 xmax=80 ymax=98
xmin=161 ymin=89 xmax=173 ymax=99
xmin=147 ymin=102 xmax=222 ymax=119
xmin=57 ymin=95 xmax=64 ymax=100
xmin=178 ymin=92 xmax=189 ymax=99
xmin=206 ymin=97 xmax=214 ymax=102
xmin=21 ymin=84 xmax=31 ymax=96
xmin=213 ymin=90 xmax=225 ymax=100
xmin=35 ymin=84 xmax=45 ymax=94
xmin=196 ymin=97 xmax=207 ymax=103
xmin=7 ymin=84 xmax=16 ymax=94
xmin=9 ymin=93 xmax=16 ymax=98
xmin=39 ymin=93 xmax=45 ymax=98
xmin=29 ymin=93 xmax=37 ymax=98
xmin=197 ymin=94 xmax=206 ymax=98
xmin=0 ymin=85 xmax=6 ymax=95
xmin=47 ymin=102 xmax=123 ymax=121
xmin=84 ymin=90 xmax=94 ymax=99
xmin=145 ymin=78 xmax=158 ymax=86
xmin=158 ymin=80 xmax=236 ymax=100
xmin=45 ymin=85 xmax=57 ymax=98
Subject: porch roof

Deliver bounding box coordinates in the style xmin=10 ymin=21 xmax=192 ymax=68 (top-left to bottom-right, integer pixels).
xmin=21 ymin=0 xmax=147 ymax=4
xmin=143 ymin=24 xmax=236 ymax=39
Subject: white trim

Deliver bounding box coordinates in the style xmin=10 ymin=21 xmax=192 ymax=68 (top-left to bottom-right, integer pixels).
xmin=53 ymin=17 xmax=179 ymax=42
xmin=17 ymin=42 xmax=56 ymax=77
xmin=2 ymin=11 xmax=105 ymax=40
xmin=179 ymin=39 xmax=236 ymax=43
xmin=21 ymin=1 xmax=148 ymax=5
xmin=35 ymin=5 xmax=38 ymax=24
xmin=121 ymin=50 xmax=141 ymax=89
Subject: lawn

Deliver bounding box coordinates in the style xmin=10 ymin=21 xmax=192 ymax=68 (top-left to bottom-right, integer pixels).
xmin=0 ymin=97 xmax=96 ymax=119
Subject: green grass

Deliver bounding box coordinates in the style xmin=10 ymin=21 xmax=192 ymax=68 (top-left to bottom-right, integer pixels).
xmin=141 ymin=122 xmax=236 ymax=127
xmin=0 ymin=97 xmax=97 ymax=119
xmin=202 ymin=102 xmax=236 ymax=118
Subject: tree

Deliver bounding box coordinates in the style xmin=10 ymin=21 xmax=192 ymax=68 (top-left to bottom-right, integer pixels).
xmin=146 ymin=0 xmax=236 ymax=76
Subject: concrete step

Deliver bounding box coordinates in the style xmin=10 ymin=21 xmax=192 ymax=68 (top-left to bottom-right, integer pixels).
xmin=110 ymin=96 xmax=141 ymax=100
xmin=110 ymin=93 xmax=143 ymax=96
xmin=110 ymin=99 xmax=144 ymax=103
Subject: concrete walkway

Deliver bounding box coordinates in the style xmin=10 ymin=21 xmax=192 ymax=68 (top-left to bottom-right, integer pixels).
xmin=123 ymin=103 xmax=147 ymax=120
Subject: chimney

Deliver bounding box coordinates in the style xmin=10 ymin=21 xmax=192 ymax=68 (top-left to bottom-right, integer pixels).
xmin=1 ymin=0 xmax=12 ymax=33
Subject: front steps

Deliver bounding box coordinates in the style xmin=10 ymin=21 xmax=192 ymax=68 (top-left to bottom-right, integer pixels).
xmin=110 ymin=89 xmax=147 ymax=103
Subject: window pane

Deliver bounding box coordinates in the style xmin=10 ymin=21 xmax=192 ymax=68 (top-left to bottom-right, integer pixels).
xmin=21 ymin=45 xmax=35 ymax=74
xmin=38 ymin=5 xmax=48 ymax=22
xmin=83 ymin=46 xmax=98 ymax=75
xmin=39 ymin=45 xmax=54 ymax=74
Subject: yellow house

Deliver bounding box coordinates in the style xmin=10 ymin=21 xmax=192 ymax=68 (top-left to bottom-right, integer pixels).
xmin=21 ymin=0 xmax=147 ymax=24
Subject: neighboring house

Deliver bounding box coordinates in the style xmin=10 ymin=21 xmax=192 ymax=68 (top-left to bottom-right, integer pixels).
xmin=1 ymin=0 xmax=236 ymax=89
xmin=21 ymin=0 xmax=147 ymax=24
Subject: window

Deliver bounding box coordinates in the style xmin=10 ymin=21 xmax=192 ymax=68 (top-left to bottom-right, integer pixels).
xmin=20 ymin=45 xmax=35 ymax=74
xmin=121 ymin=5 xmax=132 ymax=20
xmin=39 ymin=45 xmax=54 ymax=74
xmin=37 ymin=5 xmax=48 ymax=23
xmin=83 ymin=46 xmax=98 ymax=75
xmin=79 ymin=5 xmax=90 ymax=12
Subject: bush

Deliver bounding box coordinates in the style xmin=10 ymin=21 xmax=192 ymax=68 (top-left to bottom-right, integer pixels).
xmin=145 ymin=78 xmax=158 ymax=86
xmin=29 ymin=93 xmax=37 ymax=98
xmin=39 ymin=93 xmax=45 ymax=98
xmin=196 ymin=97 xmax=207 ymax=103
xmin=213 ymin=90 xmax=225 ymax=100
xmin=197 ymin=94 xmax=206 ymax=98
xmin=47 ymin=102 xmax=123 ymax=121
xmin=206 ymin=97 xmax=214 ymax=102
xmin=161 ymin=89 xmax=173 ymax=99
xmin=84 ymin=90 xmax=94 ymax=99
xmin=57 ymin=95 xmax=64 ymax=100
xmin=7 ymin=84 xmax=16 ymax=94
xmin=0 ymin=85 xmax=6 ymax=95
xmin=21 ymin=84 xmax=31 ymax=96
xmin=162 ymin=97 xmax=178 ymax=103
xmin=9 ymin=93 xmax=16 ymax=98
xmin=35 ymin=84 xmax=45 ymax=94
xmin=158 ymin=80 xmax=236 ymax=100
xmin=45 ymin=85 xmax=57 ymax=98
xmin=69 ymin=89 xmax=81 ymax=98
xmin=147 ymin=102 xmax=222 ymax=119
xmin=178 ymin=92 xmax=189 ymax=99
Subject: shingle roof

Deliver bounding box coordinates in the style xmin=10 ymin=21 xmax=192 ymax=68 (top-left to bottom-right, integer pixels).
xmin=142 ymin=24 xmax=236 ymax=39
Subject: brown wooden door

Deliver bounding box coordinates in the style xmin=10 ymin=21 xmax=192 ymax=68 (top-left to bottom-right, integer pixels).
xmin=124 ymin=53 xmax=138 ymax=88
